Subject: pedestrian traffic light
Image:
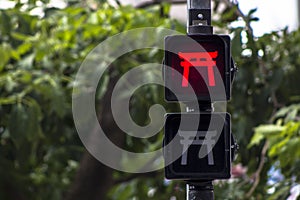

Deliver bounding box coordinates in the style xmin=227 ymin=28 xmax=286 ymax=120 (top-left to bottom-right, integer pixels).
xmin=162 ymin=0 xmax=237 ymax=196
xmin=163 ymin=34 xmax=236 ymax=180
xmin=164 ymin=113 xmax=231 ymax=180
xmin=164 ymin=35 xmax=232 ymax=102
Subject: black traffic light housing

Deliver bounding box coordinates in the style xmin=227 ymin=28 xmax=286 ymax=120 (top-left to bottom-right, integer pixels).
xmin=164 ymin=34 xmax=233 ymax=102
xmin=164 ymin=113 xmax=231 ymax=180
xmin=162 ymin=0 xmax=237 ymax=187
xmin=162 ymin=34 xmax=236 ymax=180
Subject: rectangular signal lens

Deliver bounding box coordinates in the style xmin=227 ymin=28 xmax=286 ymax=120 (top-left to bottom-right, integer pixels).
xmin=164 ymin=35 xmax=231 ymax=102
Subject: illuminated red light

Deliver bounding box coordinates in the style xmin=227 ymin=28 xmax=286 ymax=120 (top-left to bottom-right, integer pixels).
xmin=164 ymin=35 xmax=231 ymax=101
xmin=178 ymin=51 xmax=218 ymax=87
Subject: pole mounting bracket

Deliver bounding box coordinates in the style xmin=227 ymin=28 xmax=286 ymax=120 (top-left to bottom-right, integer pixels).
xmin=187 ymin=0 xmax=213 ymax=34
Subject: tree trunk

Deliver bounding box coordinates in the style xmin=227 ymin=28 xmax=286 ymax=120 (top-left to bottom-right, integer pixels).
xmin=66 ymin=69 xmax=125 ymax=200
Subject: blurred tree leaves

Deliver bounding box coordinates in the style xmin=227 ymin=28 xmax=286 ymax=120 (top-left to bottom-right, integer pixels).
xmin=248 ymin=104 xmax=300 ymax=199
xmin=0 ymin=0 xmax=179 ymax=199
xmin=0 ymin=0 xmax=300 ymax=199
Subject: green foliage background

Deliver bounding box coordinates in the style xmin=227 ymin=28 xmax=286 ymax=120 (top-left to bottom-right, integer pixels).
xmin=0 ymin=0 xmax=299 ymax=199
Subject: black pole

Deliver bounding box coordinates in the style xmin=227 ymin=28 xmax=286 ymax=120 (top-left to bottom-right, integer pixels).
xmin=186 ymin=0 xmax=214 ymax=200
xmin=187 ymin=0 xmax=213 ymax=35
xmin=187 ymin=181 xmax=214 ymax=200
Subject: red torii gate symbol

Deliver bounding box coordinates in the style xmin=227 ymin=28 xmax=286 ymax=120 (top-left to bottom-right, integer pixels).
xmin=178 ymin=51 xmax=218 ymax=87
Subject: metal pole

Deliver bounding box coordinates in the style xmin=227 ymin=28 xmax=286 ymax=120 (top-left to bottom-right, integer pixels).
xmin=187 ymin=0 xmax=213 ymax=34
xmin=187 ymin=181 xmax=214 ymax=200
xmin=185 ymin=1 xmax=214 ymax=199
xmin=188 ymin=0 xmax=210 ymax=9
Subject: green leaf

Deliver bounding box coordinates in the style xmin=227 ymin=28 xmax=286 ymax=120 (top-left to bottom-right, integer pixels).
xmin=231 ymin=28 xmax=243 ymax=57
xmin=248 ymin=131 xmax=264 ymax=147
xmin=0 ymin=11 xmax=11 ymax=36
xmin=254 ymin=124 xmax=285 ymax=135
xmin=249 ymin=125 xmax=286 ymax=147
xmin=274 ymin=106 xmax=292 ymax=119
xmin=11 ymin=32 xmax=30 ymax=41
xmin=8 ymin=104 xmax=28 ymax=147
xmin=268 ymin=185 xmax=290 ymax=200
xmin=0 ymin=44 xmax=12 ymax=71
xmin=161 ymin=3 xmax=171 ymax=16
xmin=8 ymin=100 xmax=43 ymax=148
xmin=0 ymin=95 xmax=17 ymax=105
xmin=223 ymin=5 xmax=238 ymax=22
xmin=285 ymin=109 xmax=298 ymax=123
xmin=5 ymin=75 xmax=18 ymax=92
xmin=18 ymin=53 xmax=35 ymax=69
xmin=17 ymin=42 xmax=33 ymax=56
xmin=18 ymin=70 xmax=32 ymax=83
xmin=268 ymin=137 xmax=289 ymax=157
xmin=250 ymin=17 xmax=259 ymax=22
xmin=272 ymin=104 xmax=300 ymax=123
xmin=248 ymin=8 xmax=258 ymax=16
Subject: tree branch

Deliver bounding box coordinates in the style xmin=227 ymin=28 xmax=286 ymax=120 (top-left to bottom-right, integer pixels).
xmin=114 ymin=171 xmax=161 ymax=184
xmin=221 ymin=0 xmax=254 ymax=36
xmin=66 ymin=67 xmax=126 ymax=200
xmin=245 ymin=141 xmax=269 ymax=198
xmin=135 ymin=0 xmax=186 ymax=9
